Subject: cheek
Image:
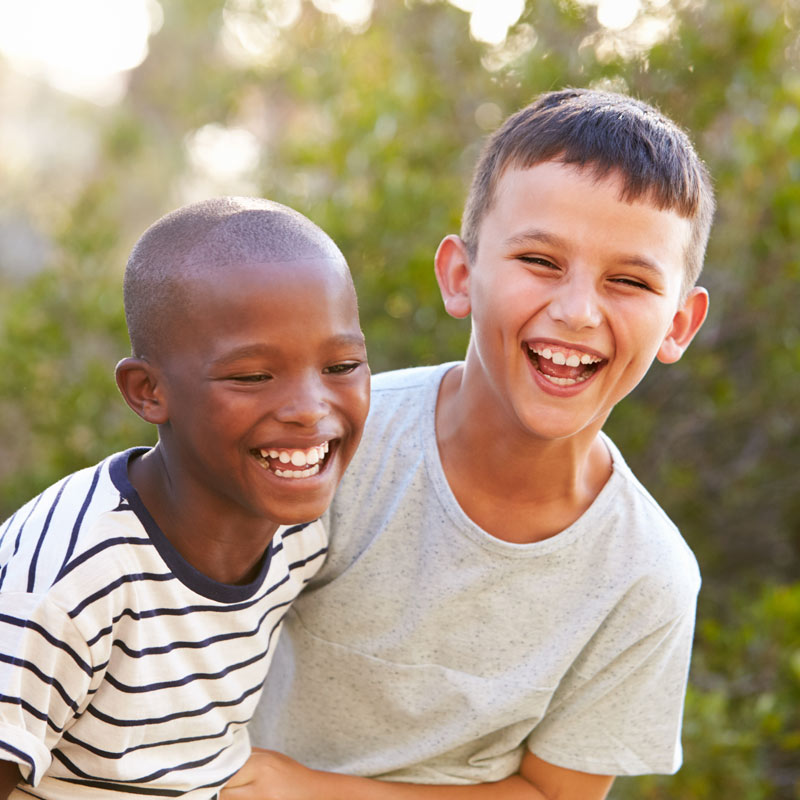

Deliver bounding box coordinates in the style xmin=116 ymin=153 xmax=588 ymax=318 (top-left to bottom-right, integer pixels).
xmin=332 ymin=378 xmax=371 ymax=432
xmin=351 ymin=382 xmax=372 ymax=429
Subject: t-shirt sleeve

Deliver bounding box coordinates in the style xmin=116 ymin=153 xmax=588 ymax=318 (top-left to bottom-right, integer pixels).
xmin=527 ymin=605 xmax=697 ymax=776
xmin=0 ymin=592 xmax=94 ymax=785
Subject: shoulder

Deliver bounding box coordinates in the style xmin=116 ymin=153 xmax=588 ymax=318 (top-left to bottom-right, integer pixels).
xmin=365 ymin=362 xmax=458 ymax=430
xmin=0 ymin=450 xmax=148 ymax=595
xmin=370 ymin=363 xmax=456 ymax=398
xmin=601 ymin=435 xmax=701 ymax=616
xmin=341 ymin=363 xmax=456 ymax=470
xmin=277 ymin=518 xmax=328 ymax=558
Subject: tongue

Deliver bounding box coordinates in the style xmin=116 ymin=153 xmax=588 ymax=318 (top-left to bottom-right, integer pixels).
xmin=536 ymin=357 xmax=586 ymax=380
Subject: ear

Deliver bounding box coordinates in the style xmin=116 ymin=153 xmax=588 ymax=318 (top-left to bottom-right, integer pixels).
xmin=657 ymin=287 xmax=709 ymax=364
xmin=115 ymin=357 xmax=169 ymax=424
xmin=434 ymin=235 xmax=472 ymax=319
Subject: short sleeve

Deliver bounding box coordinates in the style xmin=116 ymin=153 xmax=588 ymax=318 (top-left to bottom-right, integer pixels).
xmin=527 ymin=606 xmax=697 ymax=776
xmin=0 ymin=592 xmax=94 ymax=785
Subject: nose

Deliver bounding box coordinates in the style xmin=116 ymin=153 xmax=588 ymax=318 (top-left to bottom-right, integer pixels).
xmin=547 ymin=273 xmax=603 ymax=331
xmin=273 ymin=372 xmax=330 ymax=427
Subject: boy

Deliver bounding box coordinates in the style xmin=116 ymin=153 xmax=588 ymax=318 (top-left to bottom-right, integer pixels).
xmin=232 ymin=89 xmax=714 ymax=799
xmin=0 ymin=197 xmax=370 ymax=798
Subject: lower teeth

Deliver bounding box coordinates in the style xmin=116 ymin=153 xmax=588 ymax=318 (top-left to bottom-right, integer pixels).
xmin=540 ymin=371 xmax=592 ymax=386
xmin=273 ymin=464 xmax=321 ymax=479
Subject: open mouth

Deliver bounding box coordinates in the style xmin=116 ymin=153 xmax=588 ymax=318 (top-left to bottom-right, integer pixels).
xmin=525 ymin=343 xmax=605 ymax=386
xmin=251 ymin=441 xmax=332 ymax=479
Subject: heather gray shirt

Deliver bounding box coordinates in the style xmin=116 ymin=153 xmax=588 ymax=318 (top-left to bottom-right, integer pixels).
xmin=250 ymin=363 xmax=700 ymax=782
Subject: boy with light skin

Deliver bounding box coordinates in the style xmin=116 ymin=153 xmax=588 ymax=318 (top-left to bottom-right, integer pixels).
xmin=0 ymin=197 xmax=370 ymax=798
xmin=224 ymin=89 xmax=714 ymax=800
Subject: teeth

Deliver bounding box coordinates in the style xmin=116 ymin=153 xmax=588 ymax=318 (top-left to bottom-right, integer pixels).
xmin=256 ymin=442 xmax=330 ymax=473
xmin=530 ymin=344 xmax=602 ymax=365
xmin=541 ymin=372 xmax=593 ymax=386
xmin=274 ymin=464 xmax=321 ymax=479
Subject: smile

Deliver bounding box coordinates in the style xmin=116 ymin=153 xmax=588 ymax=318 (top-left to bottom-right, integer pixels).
xmin=524 ymin=342 xmax=605 ymax=386
xmin=251 ymin=441 xmax=331 ymax=479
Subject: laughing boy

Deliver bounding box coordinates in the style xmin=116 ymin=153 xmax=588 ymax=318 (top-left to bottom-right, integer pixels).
xmin=235 ymin=89 xmax=714 ymax=800
xmin=0 ymin=197 xmax=370 ymax=798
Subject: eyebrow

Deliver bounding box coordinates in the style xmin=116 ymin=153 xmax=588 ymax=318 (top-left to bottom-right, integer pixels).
xmin=504 ymin=229 xmax=568 ymax=251
xmin=504 ymin=228 xmax=667 ymax=278
xmin=212 ymin=334 xmax=367 ymax=366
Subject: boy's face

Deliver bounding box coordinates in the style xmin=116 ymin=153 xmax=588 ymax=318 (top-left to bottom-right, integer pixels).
xmin=445 ymin=160 xmax=707 ymax=442
xmin=153 ymin=256 xmax=369 ymax=526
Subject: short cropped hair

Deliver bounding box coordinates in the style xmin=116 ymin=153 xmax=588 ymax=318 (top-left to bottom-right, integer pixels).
xmin=123 ymin=197 xmax=346 ymax=358
xmin=461 ymin=89 xmax=715 ymax=294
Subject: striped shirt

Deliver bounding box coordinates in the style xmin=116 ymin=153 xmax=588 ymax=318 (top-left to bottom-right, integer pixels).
xmin=0 ymin=448 xmax=327 ymax=799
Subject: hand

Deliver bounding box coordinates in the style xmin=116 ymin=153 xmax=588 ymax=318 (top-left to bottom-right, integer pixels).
xmin=220 ymin=749 xmax=329 ymax=800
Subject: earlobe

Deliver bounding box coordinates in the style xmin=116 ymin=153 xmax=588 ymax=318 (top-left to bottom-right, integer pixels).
xmin=115 ymin=357 xmax=169 ymax=424
xmin=434 ymin=235 xmax=472 ymax=320
xmin=657 ymin=287 xmax=710 ymax=364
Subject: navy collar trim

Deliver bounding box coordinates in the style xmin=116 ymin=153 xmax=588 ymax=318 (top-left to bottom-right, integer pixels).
xmin=108 ymin=448 xmax=276 ymax=603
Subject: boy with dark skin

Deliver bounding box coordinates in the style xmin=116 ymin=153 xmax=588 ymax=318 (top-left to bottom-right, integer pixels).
xmin=226 ymin=90 xmax=714 ymax=799
xmin=0 ymin=197 xmax=370 ymax=798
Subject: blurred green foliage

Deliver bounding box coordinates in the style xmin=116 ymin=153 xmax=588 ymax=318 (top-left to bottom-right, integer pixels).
xmin=0 ymin=0 xmax=798 ymax=796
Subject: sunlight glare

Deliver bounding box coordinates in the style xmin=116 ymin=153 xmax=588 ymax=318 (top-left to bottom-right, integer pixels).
xmin=221 ymin=0 xmax=301 ymax=66
xmin=447 ymin=0 xmax=525 ymax=45
xmin=311 ymin=0 xmax=374 ymax=30
xmin=185 ymin=124 xmax=261 ymax=181
xmin=0 ymin=0 xmax=162 ymax=104
xmin=596 ymin=0 xmax=641 ymax=30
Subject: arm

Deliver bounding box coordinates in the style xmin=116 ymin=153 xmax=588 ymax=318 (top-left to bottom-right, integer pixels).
xmin=220 ymin=748 xmax=613 ymax=800
xmin=0 ymin=760 xmax=21 ymax=799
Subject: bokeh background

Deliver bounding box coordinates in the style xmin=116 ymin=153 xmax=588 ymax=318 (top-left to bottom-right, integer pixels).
xmin=0 ymin=0 xmax=798 ymax=796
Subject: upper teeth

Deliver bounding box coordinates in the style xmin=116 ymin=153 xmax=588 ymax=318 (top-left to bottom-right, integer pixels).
xmin=531 ymin=346 xmax=601 ymax=366
xmin=260 ymin=441 xmax=329 ymax=468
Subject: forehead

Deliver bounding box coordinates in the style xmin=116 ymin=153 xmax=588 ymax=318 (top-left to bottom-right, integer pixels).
xmin=186 ymin=255 xmax=352 ymax=302
xmin=485 ymin=162 xmax=691 ymax=277
xmin=161 ymin=256 xmax=361 ymax=359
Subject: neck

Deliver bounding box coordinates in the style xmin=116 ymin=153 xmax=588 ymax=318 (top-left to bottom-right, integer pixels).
xmin=435 ymin=363 xmax=612 ymax=543
xmin=128 ymin=446 xmax=279 ymax=585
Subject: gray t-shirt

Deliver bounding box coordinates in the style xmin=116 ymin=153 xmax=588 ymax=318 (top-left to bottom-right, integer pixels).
xmin=250 ymin=364 xmax=701 ymax=782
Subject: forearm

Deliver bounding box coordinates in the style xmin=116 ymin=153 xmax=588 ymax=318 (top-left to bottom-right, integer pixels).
xmin=220 ymin=749 xmax=612 ymax=800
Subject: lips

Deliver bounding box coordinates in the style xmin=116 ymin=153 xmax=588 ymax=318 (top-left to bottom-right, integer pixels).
xmin=524 ymin=342 xmax=605 ymax=386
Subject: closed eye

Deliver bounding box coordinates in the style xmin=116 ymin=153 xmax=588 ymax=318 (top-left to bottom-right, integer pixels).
xmin=323 ymin=361 xmax=364 ymax=375
xmin=231 ymin=373 xmax=272 ymax=383
xmin=611 ymin=277 xmax=652 ymax=290
xmin=518 ymin=255 xmax=559 ymax=269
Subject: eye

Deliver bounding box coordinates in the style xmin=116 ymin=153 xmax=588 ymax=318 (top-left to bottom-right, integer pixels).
xmin=518 ymin=255 xmax=559 ymax=269
xmin=323 ymin=361 xmax=363 ymax=376
xmin=611 ymin=277 xmax=652 ymax=291
xmin=231 ymin=373 xmax=272 ymax=383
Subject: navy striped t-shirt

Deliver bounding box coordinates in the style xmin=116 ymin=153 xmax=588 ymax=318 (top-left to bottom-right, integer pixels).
xmin=0 ymin=448 xmax=327 ymax=798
